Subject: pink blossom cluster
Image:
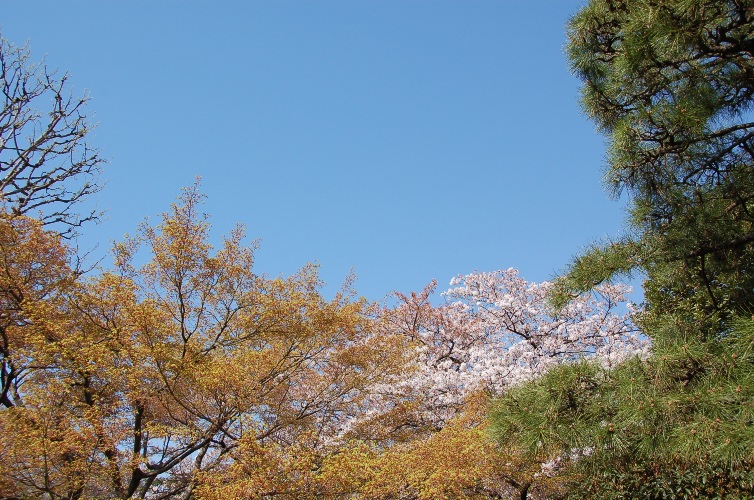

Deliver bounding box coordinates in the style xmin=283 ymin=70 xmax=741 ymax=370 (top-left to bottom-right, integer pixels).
xmin=375 ymin=268 xmax=648 ymax=425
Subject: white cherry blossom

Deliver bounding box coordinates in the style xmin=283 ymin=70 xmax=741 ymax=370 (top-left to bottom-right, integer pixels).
xmin=372 ymin=268 xmax=648 ymax=428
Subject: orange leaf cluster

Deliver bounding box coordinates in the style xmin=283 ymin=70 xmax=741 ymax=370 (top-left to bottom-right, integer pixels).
xmin=0 ymin=186 xmax=404 ymax=499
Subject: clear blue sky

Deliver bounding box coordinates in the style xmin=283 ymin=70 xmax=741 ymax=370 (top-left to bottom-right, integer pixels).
xmin=1 ymin=1 xmax=632 ymax=302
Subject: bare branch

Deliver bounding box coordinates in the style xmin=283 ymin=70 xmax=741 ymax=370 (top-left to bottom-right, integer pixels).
xmin=0 ymin=34 xmax=104 ymax=237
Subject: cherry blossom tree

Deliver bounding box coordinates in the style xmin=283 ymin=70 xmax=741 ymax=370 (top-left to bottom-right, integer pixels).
xmin=348 ymin=269 xmax=648 ymax=440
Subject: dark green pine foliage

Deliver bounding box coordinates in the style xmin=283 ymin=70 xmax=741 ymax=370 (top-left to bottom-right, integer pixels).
xmin=491 ymin=0 xmax=754 ymax=497
xmin=553 ymin=0 xmax=754 ymax=333
xmin=491 ymin=319 xmax=754 ymax=498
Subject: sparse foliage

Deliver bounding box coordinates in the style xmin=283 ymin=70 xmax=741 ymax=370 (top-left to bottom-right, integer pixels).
xmin=0 ymin=34 xmax=103 ymax=236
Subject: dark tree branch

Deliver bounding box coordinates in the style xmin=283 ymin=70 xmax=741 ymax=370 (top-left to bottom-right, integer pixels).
xmin=0 ymin=33 xmax=104 ymax=237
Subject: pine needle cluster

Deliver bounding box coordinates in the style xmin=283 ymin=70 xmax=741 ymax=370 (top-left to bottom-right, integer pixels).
xmin=490 ymin=0 xmax=754 ymax=496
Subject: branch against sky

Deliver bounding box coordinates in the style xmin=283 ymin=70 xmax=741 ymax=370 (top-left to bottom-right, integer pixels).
xmin=0 ymin=33 xmax=103 ymax=237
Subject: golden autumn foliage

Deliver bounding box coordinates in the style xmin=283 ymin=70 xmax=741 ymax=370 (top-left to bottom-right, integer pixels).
xmin=0 ymin=186 xmax=406 ymax=499
xmin=195 ymin=391 xmax=566 ymax=500
xmin=315 ymin=393 xmax=525 ymax=500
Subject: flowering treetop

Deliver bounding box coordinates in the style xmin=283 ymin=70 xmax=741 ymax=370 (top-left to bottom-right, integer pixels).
xmin=354 ymin=268 xmax=648 ymax=433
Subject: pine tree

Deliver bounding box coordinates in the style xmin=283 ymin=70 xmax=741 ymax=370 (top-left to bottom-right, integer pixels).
xmin=490 ymin=1 xmax=754 ymax=496
xmin=554 ymin=0 xmax=754 ymax=334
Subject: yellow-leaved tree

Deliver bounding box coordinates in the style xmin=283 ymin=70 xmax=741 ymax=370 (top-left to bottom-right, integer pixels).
xmin=0 ymin=185 xmax=404 ymax=499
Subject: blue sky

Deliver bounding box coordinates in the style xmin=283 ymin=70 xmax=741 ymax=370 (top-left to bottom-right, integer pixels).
xmin=1 ymin=1 xmax=632 ymax=302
